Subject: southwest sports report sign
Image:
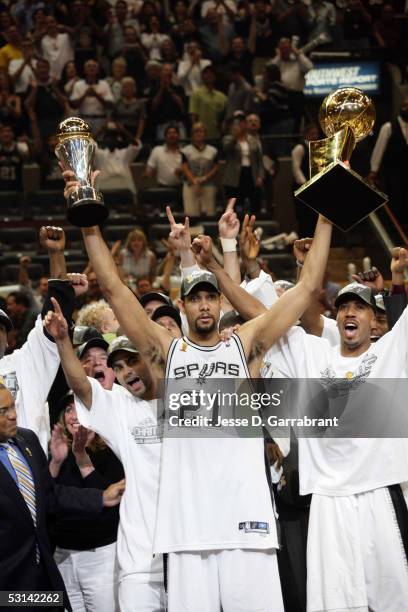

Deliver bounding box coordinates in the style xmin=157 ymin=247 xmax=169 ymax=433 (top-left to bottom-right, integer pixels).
xmin=304 ymin=62 xmax=380 ymax=97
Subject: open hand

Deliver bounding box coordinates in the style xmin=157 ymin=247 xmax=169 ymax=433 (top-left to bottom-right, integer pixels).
xmin=103 ymin=479 xmax=126 ymax=507
xmin=50 ymin=423 xmax=69 ymax=465
xmin=240 ymin=214 xmax=259 ymax=260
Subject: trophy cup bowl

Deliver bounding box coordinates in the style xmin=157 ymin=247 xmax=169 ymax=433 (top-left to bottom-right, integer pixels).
xmin=319 ymin=87 xmax=376 ymax=143
xmin=55 ymin=117 xmax=108 ymax=227
xmin=294 ymin=87 xmax=387 ymax=231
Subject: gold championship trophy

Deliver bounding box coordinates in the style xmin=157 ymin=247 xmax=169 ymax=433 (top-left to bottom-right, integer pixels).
xmin=295 ymin=87 xmax=388 ymax=231
xmin=55 ymin=118 xmax=108 ymax=227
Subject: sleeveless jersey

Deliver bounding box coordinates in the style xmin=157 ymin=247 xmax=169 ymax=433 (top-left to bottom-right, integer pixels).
xmin=153 ymin=334 xmax=279 ymax=553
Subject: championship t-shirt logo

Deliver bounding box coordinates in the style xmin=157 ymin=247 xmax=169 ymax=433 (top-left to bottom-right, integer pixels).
xmin=1 ymin=371 xmax=19 ymax=398
xmin=131 ymin=418 xmax=163 ymax=444
xmin=320 ymin=353 xmax=378 ymax=396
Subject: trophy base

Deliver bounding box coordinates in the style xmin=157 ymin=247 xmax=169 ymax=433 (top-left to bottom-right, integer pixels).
xmin=67 ymin=187 xmax=108 ymax=228
xmin=294 ymin=162 xmax=388 ymax=232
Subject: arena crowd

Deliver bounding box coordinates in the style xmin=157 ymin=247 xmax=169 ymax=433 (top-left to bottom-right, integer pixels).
xmin=1 ymin=1 xmax=408 ymax=612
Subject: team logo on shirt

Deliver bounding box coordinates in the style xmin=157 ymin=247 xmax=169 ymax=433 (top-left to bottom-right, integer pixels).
xmin=239 ymin=521 xmax=269 ymax=534
xmin=130 ymin=418 xmax=163 ymax=444
xmin=320 ymin=353 xmax=377 ymax=396
xmin=172 ymin=362 xmax=240 ymax=381
xmin=1 ymin=371 xmax=19 ymax=398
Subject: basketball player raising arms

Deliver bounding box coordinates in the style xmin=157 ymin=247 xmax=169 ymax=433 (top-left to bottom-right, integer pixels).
xmin=63 ymin=172 xmax=331 ymax=612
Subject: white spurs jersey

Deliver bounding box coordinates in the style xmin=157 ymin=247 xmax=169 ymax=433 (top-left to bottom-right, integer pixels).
xmin=153 ymin=334 xmax=278 ymax=553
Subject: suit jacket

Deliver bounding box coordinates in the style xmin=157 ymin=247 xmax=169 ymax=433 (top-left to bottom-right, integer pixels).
xmin=222 ymin=134 xmax=265 ymax=187
xmin=0 ymin=428 xmax=103 ymax=611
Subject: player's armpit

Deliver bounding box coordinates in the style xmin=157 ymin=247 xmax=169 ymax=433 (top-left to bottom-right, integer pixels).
xmin=237 ymin=282 xmax=311 ymax=360
xmin=144 ymin=341 xmax=167 ymax=373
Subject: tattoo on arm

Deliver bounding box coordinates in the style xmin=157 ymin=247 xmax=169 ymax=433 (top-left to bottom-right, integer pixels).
xmin=145 ymin=344 xmax=166 ymax=371
xmin=248 ymin=341 xmax=265 ymax=366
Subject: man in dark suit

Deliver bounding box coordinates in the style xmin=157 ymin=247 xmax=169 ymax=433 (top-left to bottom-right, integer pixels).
xmin=0 ymin=383 xmax=124 ymax=611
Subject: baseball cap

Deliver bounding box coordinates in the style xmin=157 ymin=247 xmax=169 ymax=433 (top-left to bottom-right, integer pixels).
xmin=152 ymin=304 xmax=182 ymax=330
xmin=0 ymin=309 xmax=12 ymax=332
xmin=77 ymin=335 xmax=109 ymax=360
xmin=73 ymin=325 xmax=101 ymax=347
xmin=274 ymin=280 xmax=295 ymax=293
xmin=334 ymin=282 xmax=376 ymax=310
xmin=57 ymin=390 xmax=74 ymax=412
xmin=107 ymin=335 xmax=139 ymax=367
xmin=139 ymin=292 xmax=172 ymax=309
xmin=180 ymin=271 xmax=220 ymax=298
xmin=374 ymin=293 xmax=386 ymax=313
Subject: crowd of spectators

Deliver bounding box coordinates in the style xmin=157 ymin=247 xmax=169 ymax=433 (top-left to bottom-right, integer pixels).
xmin=0 ymin=0 xmax=407 ymax=214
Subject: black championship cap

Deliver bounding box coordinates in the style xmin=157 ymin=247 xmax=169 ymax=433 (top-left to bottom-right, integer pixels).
xmin=0 ymin=309 xmax=12 ymax=332
xmin=334 ymin=282 xmax=376 ymax=310
xmin=77 ymin=335 xmax=109 ymax=360
xmin=180 ymin=271 xmax=220 ymax=298
xmin=107 ymin=335 xmax=139 ymax=367
xmin=152 ymin=304 xmax=182 ymax=330
xmin=139 ymin=292 xmax=172 ymax=308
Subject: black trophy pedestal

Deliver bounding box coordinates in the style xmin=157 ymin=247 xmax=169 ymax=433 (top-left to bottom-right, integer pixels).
xmin=67 ymin=186 xmax=108 ymax=227
xmin=294 ymin=161 xmax=387 ymax=232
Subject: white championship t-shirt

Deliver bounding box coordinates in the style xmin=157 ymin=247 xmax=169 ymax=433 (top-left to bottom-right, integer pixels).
xmin=265 ymin=308 xmax=408 ymax=497
xmin=75 ymin=378 xmax=163 ymax=583
xmin=0 ymin=316 xmax=59 ymax=451
xmin=153 ymin=334 xmax=278 ymax=554
xmin=321 ymin=315 xmax=340 ymax=346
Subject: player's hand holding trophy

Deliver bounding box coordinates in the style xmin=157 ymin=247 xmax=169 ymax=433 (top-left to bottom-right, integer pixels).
xmin=295 ymin=87 xmax=387 ymax=231
xmin=55 ymin=117 xmax=108 ymax=227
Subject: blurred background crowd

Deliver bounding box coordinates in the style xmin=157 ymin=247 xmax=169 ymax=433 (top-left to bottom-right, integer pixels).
xmin=0 ymin=0 xmax=408 ymax=347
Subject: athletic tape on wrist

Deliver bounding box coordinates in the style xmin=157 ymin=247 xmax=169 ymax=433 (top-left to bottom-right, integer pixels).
xmin=220 ymin=238 xmax=237 ymax=253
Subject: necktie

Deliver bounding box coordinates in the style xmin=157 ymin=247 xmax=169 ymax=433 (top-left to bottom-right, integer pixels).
xmin=4 ymin=443 xmax=40 ymax=562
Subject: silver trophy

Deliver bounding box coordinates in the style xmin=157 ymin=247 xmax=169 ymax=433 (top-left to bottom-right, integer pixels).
xmin=55 ymin=117 xmax=108 ymax=227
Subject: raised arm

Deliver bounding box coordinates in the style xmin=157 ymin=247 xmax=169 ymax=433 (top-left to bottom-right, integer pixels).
xmin=81 ymin=225 xmax=171 ymax=358
xmin=63 ymin=173 xmax=173 ymax=361
xmin=194 ymin=215 xmax=332 ymax=359
xmin=39 ymin=226 xmax=67 ymax=279
xmin=295 ymin=237 xmax=326 ymax=337
xmin=238 ymin=215 xmax=332 ymax=359
xmin=192 ymin=238 xmax=267 ymax=321
xmin=44 ymin=298 xmax=92 ymax=408
xmin=218 ymin=198 xmax=241 ymax=286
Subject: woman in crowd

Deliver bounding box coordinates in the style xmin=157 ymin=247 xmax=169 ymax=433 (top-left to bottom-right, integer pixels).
xmin=0 ymin=72 xmax=21 ymax=135
xmin=107 ymin=57 xmax=128 ymax=103
xmin=160 ymin=37 xmax=179 ymax=66
xmin=222 ymin=112 xmax=264 ymax=215
xmin=256 ymin=63 xmax=293 ymax=155
xmin=112 ymin=76 xmax=145 ymax=140
xmin=118 ymin=227 xmax=157 ymax=283
xmin=49 ymin=393 xmax=124 ymax=612
xmin=141 ymin=15 xmax=171 ymax=60
xmin=60 ymin=60 xmax=79 ymax=97
xmin=181 ymin=122 xmax=219 ymax=216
